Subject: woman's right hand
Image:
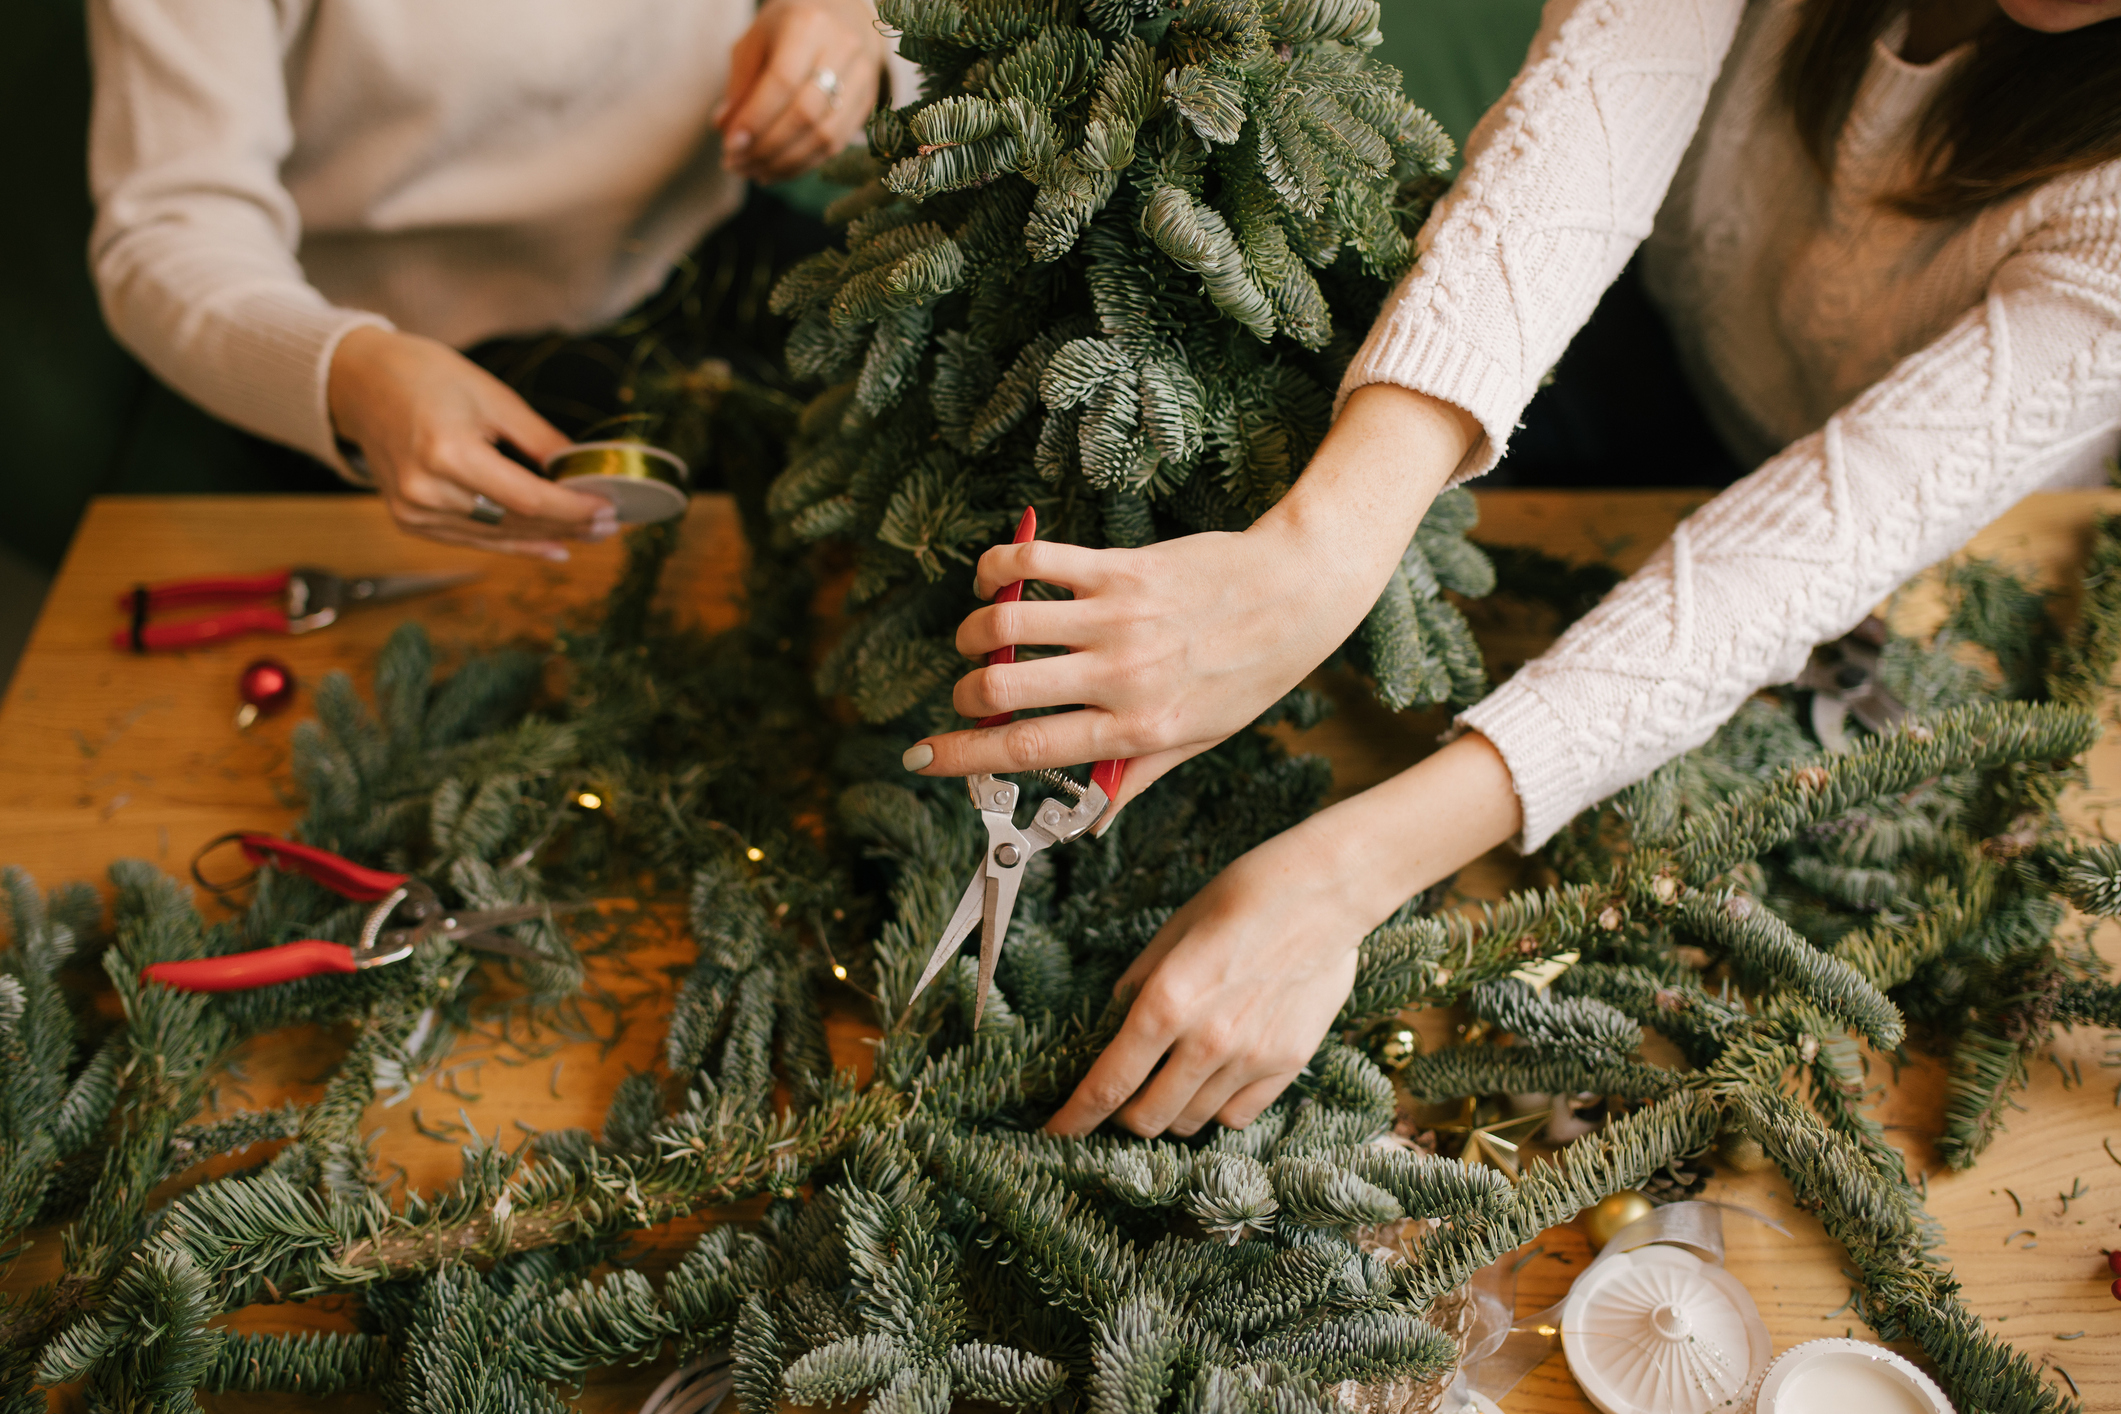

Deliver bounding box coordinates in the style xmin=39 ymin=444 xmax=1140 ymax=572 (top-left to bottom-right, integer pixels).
xmin=902 ymin=385 xmax=1481 ymax=812
xmin=326 ymin=326 xmax=616 ymax=560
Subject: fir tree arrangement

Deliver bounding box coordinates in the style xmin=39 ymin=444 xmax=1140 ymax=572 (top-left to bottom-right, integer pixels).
xmin=0 ymin=0 xmax=2114 ymax=1403
xmin=0 ymin=516 xmax=2112 ymax=1413
xmin=761 ymin=0 xmax=1491 ymax=724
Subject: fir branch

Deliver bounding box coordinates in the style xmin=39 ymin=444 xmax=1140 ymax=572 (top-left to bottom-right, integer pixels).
xmin=1395 ymin=1046 xmax=1676 ymax=1105
xmin=2054 ymin=979 xmax=2121 ymax=1029
xmin=1675 ymin=703 xmax=2100 ymax=881
xmin=1677 ymin=892 xmax=1904 ymax=1048
xmin=328 ymin=1087 xmax=903 ymax=1282
xmin=203 ymin=1331 xmax=391 ymax=1395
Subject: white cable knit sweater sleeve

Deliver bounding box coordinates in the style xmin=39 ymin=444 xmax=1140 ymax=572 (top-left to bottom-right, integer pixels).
xmin=87 ymin=0 xmax=390 ymax=476
xmin=1461 ymin=198 xmax=2121 ymax=849
xmin=1339 ymin=0 xmax=1744 ymax=475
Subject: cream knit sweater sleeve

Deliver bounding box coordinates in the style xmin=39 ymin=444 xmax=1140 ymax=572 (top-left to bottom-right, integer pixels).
xmin=1462 ymin=201 xmax=2121 ymax=848
xmin=1340 ymin=0 xmax=1746 ymax=473
xmin=87 ymin=0 xmax=392 ymax=474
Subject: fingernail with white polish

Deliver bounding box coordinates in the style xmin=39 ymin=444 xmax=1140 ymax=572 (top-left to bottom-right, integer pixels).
xmin=727 ymin=130 xmax=751 ymax=152
xmin=902 ymin=743 xmax=934 ymax=772
xmin=544 ymin=547 xmax=571 ymax=563
xmin=589 ymin=509 xmax=620 ymax=540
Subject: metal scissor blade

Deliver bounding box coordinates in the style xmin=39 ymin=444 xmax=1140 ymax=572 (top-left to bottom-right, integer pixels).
xmin=457 ymin=931 xmax=548 ymax=961
xmin=971 ymin=860 xmax=1024 ymax=1029
xmin=426 ymin=900 xmax=596 ymax=959
xmin=442 ymin=900 xmax=594 ymax=931
xmin=345 ymin=570 xmax=480 ymax=608
xmin=906 ymin=871 xmax=988 ymax=1008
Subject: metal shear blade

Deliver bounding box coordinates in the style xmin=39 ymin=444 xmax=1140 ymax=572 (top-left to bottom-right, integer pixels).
xmin=360 ymin=886 xmax=592 ymax=968
xmin=907 ymin=773 xmax=1109 ymax=1025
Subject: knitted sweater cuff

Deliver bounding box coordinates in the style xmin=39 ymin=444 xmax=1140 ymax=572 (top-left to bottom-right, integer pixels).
xmin=1456 ymin=677 xmax=1593 ymax=853
xmin=1336 ymin=299 xmax=1520 ymax=484
xmin=199 ymin=286 xmax=393 ymax=482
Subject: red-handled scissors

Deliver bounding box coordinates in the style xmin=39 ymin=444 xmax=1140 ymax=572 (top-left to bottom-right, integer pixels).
xmin=113 ymin=567 xmax=477 ymax=653
xmin=906 ymin=507 xmax=1128 ymax=1025
xmin=141 ymin=832 xmax=576 ymax=992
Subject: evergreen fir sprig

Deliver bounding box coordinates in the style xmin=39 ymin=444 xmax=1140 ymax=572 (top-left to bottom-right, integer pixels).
xmin=1394 ymin=1046 xmax=1676 ymax=1106
xmin=772 ymin=0 xmax=1485 ymax=728
xmin=326 ymin=1083 xmax=906 ymax=1284
xmin=1673 ymin=701 xmax=2099 ymax=881
xmin=2054 ymin=978 xmax=2121 ymax=1028
xmin=0 ymin=870 xmax=118 ymax=1255
xmin=202 ymin=1330 xmax=392 ymax=1396
xmin=1676 ymin=891 xmax=1903 ymax=1047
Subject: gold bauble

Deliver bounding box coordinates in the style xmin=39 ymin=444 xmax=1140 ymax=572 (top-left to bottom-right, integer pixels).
xmin=1582 ymin=1189 xmax=1655 ymax=1251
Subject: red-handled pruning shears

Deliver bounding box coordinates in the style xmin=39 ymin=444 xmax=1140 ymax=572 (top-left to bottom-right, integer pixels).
xmin=113 ymin=567 xmax=477 ymax=653
xmin=906 ymin=507 xmax=1128 ymax=1025
xmin=140 ymin=832 xmax=575 ymax=992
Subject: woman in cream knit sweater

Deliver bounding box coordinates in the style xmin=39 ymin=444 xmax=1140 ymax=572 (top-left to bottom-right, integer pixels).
xmin=899 ymin=0 xmax=2121 ymax=1137
xmin=88 ymin=0 xmax=916 ymax=559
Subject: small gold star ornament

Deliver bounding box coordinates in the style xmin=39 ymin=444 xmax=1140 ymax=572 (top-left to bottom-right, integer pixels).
xmin=1431 ymin=1098 xmax=1548 ymax=1180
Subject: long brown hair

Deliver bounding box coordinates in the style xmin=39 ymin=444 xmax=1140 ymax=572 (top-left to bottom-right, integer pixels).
xmin=1780 ymin=0 xmax=2121 ymax=218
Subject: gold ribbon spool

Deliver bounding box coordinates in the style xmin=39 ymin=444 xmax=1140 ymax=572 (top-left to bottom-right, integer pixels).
xmin=544 ymin=441 xmax=691 ymax=524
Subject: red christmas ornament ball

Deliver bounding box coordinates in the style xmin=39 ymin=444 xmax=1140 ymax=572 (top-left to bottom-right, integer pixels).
xmin=2111 ymin=1275 xmax=2121 ymax=1302
xmin=2110 ymin=1250 xmax=2121 ymax=1277
xmin=237 ymin=659 xmax=296 ymax=724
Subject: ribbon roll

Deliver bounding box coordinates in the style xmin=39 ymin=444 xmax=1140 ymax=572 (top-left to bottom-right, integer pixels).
xmin=545 ymin=441 xmax=691 ymax=524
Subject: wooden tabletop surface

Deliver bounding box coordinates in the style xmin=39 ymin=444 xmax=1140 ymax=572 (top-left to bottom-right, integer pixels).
xmin=3 ymin=491 xmax=2118 ymax=1412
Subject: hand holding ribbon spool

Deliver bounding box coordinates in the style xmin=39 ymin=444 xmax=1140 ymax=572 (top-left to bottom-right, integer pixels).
xmin=543 ymin=441 xmax=691 ymax=524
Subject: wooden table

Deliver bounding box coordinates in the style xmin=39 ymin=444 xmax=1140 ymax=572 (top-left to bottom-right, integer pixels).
xmin=3 ymin=492 xmax=2118 ymax=1412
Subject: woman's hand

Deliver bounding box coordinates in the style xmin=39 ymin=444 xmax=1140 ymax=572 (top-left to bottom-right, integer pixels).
xmin=716 ymin=0 xmax=885 ymax=184
xmin=902 ymin=385 xmax=1482 ymax=809
xmin=1045 ymin=731 xmax=1522 ymax=1137
xmin=327 ymin=327 xmax=615 ymax=560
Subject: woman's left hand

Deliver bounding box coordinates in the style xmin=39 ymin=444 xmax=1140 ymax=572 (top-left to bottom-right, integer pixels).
xmin=1043 ymin=731 xmax=1522 ymax=1138
xmin=1042 ymin=816 xmax=1371 ymax=1138
xmin=716 ymin=0 xmax=884 ymax=183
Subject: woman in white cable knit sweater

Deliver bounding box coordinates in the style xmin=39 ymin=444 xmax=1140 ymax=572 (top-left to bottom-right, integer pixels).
xmin=899 ymin=0 xmax=2121 ymax=1137
xmin=89 ymin=0 xmax=915 ymax=559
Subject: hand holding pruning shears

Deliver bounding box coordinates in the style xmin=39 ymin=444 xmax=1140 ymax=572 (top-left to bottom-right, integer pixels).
xmin=900 ymin=387 xmax=1481 ymax=816
xmin=905 ymin=509 xmax=1129 ymax=1026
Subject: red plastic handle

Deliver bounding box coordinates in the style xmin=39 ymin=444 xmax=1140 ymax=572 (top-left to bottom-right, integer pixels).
xmin=236 ymin=834 xmax=408 ymax=901
xmin=113 ymin=604 xmax=290 ymax=652
xmin=142 ymin=940 xmax=358 ymax=992
xmin=117 ymin=571 xmax=290 ymax=611
xmin=976 ymin=506 xmax=1039 ymax=731
xmin=974 ymin=506 xmax=1129 ymax=802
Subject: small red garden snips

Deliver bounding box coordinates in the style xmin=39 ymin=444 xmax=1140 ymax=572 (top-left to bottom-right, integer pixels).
xmin=142 ymin=833 xmax=573 ymax=992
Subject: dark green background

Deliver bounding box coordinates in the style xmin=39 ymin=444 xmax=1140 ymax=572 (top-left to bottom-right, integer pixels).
xmin=0 ymin=0 xmax=1542 ymax=586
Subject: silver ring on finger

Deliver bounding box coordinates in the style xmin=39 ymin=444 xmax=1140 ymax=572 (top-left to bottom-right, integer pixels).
xmin=812 ymin=65 xmax=842 ymax=110
xmin=468 ymin=494 xmax=507 ymax=526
